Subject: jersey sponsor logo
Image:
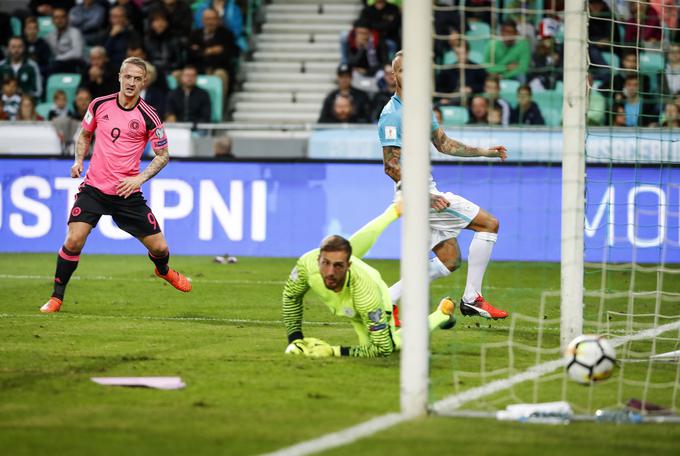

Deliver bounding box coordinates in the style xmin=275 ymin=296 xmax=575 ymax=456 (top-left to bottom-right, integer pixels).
xmin=84 ymin=110 xmax=93 ymax=124
xmin=368 ymin=308 xmax=383 ymax=323
xmin=384 ymin=126 xmax=397 ymax=140
xmin=369 ymin=323 xmax=387 ymax=332
xmin=129 ymin=119 xmax=141 ymax=130
xmin=155 ymin=127 xmax=165 ymax=139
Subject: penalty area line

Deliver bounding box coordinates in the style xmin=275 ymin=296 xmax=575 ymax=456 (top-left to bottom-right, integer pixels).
xmin=264 ymin=319 xmax=680 ymax=456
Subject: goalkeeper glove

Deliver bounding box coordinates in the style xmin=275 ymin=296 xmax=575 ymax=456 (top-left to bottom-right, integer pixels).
xmin=304 ymin=337 xmax=341 ymax=358
xmin=284 ymin=339 xmax=309 ymax=356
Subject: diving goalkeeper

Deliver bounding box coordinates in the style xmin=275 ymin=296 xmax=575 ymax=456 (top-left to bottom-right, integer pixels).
xmin=282 ymin=202 xmax=456 ymax=358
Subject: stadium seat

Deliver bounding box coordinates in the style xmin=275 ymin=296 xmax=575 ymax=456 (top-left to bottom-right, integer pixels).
xmin=36 ymin=102 xmax=51 ymax=119
xmin=440 ymin=106 xmax=469 ymax=126
xmin=500 ymin=79 xmax=520 ymax=107
xmin=166 ymin=74 xmax=178 ymax=90
xmin=601 ymin=51 xmax=620 ymax=71
xmin=532 ymin=90 xmax=562 ymax=117
xmin=639 ymin=51 xmax=664 ymax=74
xmin=465 ymin=21 xmax=491 ymax=62
xmin=542 ymin=107 xmax=562 ymax=127
xmin=196 ymin=75 xmax=223 ymax=122
xmin=37 ymin=16 xmax=54 ymax=38
xmin=11 ymin=16 xmax=21 ymax=36
xmin=46 ymin=74 xmax=81 ymax=106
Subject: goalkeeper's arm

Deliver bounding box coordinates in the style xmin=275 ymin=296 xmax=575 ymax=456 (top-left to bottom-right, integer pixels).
xmin=348 ymin=203 xmax=401 ymax=259
xmin=282 ymin=258 xmax=310 ymax=343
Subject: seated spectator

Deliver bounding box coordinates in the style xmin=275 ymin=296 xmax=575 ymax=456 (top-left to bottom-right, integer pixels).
xmin=0 ymin=99 xmax=8 ymax=120
xmin=70 ymin=86 xmax=91 ymax=120
xmin=588 ymin=0 xmax=621 ymax=84
xmin=213 ymin=135 xmax=234 ymax=159
xmin=488 ymin=105 xmax=502 ymax=125
xmin=105 ymin=5 xmax=141 ymax=70
xmin=47 ymin=89 xmax=70 ymax=120
xmin=510 ymin=85 xmax=545 ymax=125
xmin=2 ymin=76 xmax=21 ymax=120
xmin=483 ymin=74 xmax=510 ymax=125
xmin=319 ymin=64 xmax=370 ymax=123
xmin=140 ymin=63 xmax=168 ymax=120
xmin=46 ymin=7 xmax=85 ymax=74
xmin=126 ymin=43 xmax=169 ymax=95
xmin=435 ymin=41 xmax=487 ymax=101
xmin=193 ymin=0 xmax=248 ymax=52
xmin=484 ymin=19 xmax=531 ymax=81
xmin=79 ymin=46 xmax=118 ymax=99
xmin=114 ymin=0 xmax=144 ymax=36
xmin=318 ymin=93 xmax=361 ymax=123
xmin=439 ymin=29 xmax=463 ymax=65
xmin=144 ymin=9 xmax=184 ymax=80
xmin=463 ymin=0 xmax=494 ymax=26
xmin=610 ymin=102 xmax=627 ymax=127
xmin=156 ymin=0 xmax=193 ymax=44
xmin=619 ymin=74 xmax=658 ymax=127
xmin=358 ymin=0 xmax=401 ymax=51
xmin=468 ymin=95 xmax=489 ymax=124
xmin=188 ymin=7 xmax=239 ymax=99
xmin=68 ymin=0 xmax=107 ymax=46
xmin=17 ymin=95 xmax=44 ymax=121
xmin=369 ymin=63 xmax=397 ymax=121
xmin=166 ymin=65 xmax=212 ymax=123
xmin=23 ymin=17 xmax=52 ymax=80
xmin=0 ymin=37 xmax=43 ymax=99
xmin=28 ymin=0 xmax=75 ymax=17
xmin=611 ymin=52 xmax=654 ymax=103
xmin=662 ymin=44 xmax=680 ymax=97
xmin=0 ymin=13 xmax=12 ymax=52
xmin=527 ymin=18 xmax=563 ymax=91
xmin=622 ymin=0 xmax=661 ymax=45
xmin=52 ymin=86 xmax=91 ymax=154
xmin=659 ymin=102 xmax=680 ymax=128
xmin=347 ymin=19 xmax=389 ymax=81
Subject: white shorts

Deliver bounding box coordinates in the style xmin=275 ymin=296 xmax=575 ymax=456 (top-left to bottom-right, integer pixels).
xmin=429 ymin=191 xmax=480 ymax=248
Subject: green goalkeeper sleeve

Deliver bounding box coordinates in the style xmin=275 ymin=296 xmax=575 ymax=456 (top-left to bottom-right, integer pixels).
xmin=349 ymin=204 xmax=400 ymax=259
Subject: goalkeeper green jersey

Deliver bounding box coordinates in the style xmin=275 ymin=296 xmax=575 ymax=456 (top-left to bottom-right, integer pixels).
xmin=282 ymin=206 xmax=399 ymax=358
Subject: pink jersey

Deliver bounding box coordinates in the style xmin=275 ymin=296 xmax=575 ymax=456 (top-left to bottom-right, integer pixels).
xmin=81 ymin=93 xmax=168 ymax=195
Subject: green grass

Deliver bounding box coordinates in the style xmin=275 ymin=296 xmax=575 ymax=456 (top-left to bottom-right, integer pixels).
xmin=0 ymin=254 xmax=679 ymax=455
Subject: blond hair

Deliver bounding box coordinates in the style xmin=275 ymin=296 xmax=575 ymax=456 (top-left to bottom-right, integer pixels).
xmin=119 ymin=57 xmax=148 ymax=76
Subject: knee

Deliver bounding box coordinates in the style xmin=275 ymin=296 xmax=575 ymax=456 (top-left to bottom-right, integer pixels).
xmin=441 ymin=255 xmax=462 ymax=272
xmin=149 ymin=242 xmax=169 ymax=258
xmin=480 ymin=215 xmax=499 ymax=234
xmin=64 ymin=233 xmax=86 ymax=254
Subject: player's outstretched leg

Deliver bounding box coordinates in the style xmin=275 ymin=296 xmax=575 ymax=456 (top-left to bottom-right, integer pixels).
xmin=459 ymin=211 xmax=508 ymax=320
xmin=142 ymin=233 xmax=192 ymax=293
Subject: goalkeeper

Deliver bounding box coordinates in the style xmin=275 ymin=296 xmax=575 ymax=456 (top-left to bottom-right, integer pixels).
xmin=282 ymin=202 xmax=456 ymax=358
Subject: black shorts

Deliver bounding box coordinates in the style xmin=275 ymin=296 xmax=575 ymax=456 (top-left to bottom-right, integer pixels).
xmin=68 ymin=184 xmax=161 ymax=238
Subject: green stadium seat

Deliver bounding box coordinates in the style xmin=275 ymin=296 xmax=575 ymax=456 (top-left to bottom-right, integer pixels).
xmin=500 ymin=79 xmax=520 ymax=108
xmin=196 ymin=75 xmax=223 ymax=122
xmin=11 ymin=16 xmax=22 ymax=36
xmin=36 ymin=102 xmax=52 ymax=119
xmin=37 ymin=16 xmax=54 ymax=38
xmin=601 ymin=51 xmax=620 ymax=71
xmin=465 ymin=21 xmax=491 ymax=63
xmin=542 ymin=107 xmax=562 ymax=127
xmin=167 ymin=74 xmax=178 ymax=90
xmin=46 ymin=73 xmax=81 ymax=106
xmin=440 ymin=106 xmax=469 ymax=126
xmin=532 ymin=89 xmax=562 ymax=114
xmin=639 ymin=51 xmax=664 ymax=74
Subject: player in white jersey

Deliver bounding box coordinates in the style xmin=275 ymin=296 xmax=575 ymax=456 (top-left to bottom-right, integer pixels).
xmin=378 ymin=51 xmax=509 ymax=321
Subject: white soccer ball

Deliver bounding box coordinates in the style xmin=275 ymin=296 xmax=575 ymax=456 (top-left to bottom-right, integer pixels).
xmin=564 ymin=334 xmax=617 ymax=384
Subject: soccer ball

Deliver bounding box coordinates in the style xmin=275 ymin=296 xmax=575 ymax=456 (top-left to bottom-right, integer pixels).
xmin=564 ymin=335 xmax=617 ymax=384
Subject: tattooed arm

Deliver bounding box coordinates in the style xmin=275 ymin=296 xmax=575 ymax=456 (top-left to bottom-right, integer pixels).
xmin=431 ymin=127 xmax=507 ymax=159
xmin=116 ymin=147 xmax=170 ymax=198
xmin=382 ymin=145 xmax=402 ymax=183
xmin=70 ymin=128 xmax=93 ymax=178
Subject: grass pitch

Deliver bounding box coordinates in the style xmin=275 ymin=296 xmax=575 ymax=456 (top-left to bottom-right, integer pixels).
xmin=1 ymin=253 xmax=679 ymax=455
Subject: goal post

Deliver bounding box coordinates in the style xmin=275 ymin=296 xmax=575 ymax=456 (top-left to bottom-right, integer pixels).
xmin=560 ymin=0 xmax=587 ymax=349
xmin=399 ymin=0 xmax=433 ymax=417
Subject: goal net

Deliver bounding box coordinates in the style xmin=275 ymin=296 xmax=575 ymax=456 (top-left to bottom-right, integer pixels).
xmin=425 ymin=0 xmax=680 ymax=421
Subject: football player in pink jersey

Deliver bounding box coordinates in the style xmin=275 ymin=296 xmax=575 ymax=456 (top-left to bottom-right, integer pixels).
xmin=41 ymin=57 xmax=191 ymax=313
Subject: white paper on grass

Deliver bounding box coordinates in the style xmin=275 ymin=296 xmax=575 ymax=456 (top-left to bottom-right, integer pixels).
xmin=91 ymin=376 xmax=186 ymax=390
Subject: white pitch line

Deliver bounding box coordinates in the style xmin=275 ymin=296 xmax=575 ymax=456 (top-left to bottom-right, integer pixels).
xmin=0 ymin=313 xmax=343 ymax=327
xmin=264 ymin=319 xmax=680 ymax=456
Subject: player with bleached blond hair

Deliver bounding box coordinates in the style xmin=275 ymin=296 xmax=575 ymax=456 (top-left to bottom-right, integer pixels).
xmin=40 ymin=57 xmax=191 ymax=313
